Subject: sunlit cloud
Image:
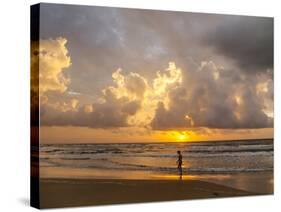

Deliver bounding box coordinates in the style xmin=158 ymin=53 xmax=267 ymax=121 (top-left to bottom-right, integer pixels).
xmin=35 ymin=37 xmax=71 ymax=96
xmin=40 ymin=57 xmax=273 ymax=132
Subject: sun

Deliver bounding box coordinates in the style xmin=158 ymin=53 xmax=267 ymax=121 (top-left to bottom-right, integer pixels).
xmin=178 ymin=134 xmax=186 ymax=140
xmin=164 ymin=131 xmax=193 ymax=142
xmin=176 ymin=132 xmax=189 ymax=142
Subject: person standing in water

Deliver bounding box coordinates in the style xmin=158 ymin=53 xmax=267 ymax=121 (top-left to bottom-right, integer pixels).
xmin=177 ymin=150 xmax=183 ymax=180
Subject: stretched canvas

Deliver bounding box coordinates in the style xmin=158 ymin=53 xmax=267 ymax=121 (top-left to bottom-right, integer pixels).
xmin=31 ymin=3 xmax=274 ymax=209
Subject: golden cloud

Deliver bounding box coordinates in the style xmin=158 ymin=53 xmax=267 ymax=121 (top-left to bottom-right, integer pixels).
xmin=39 ymin=51 xmax=273 ymax=131
xmin=36 ymin=37 xmax=71 ymax=95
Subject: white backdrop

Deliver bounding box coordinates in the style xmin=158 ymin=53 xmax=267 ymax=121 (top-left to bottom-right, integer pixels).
xmin=0 ymin=0 xmax=279 ymax=211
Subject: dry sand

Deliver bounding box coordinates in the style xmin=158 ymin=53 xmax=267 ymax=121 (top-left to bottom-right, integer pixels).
xmin=38 ymin=179 xmax=257 ymax=209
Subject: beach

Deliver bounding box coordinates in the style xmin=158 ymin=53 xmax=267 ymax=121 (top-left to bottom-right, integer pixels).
xmin=38 ymin=139 xmax=273 ymax=208
xmin=40 ymin=178 xmax=256 ymax=208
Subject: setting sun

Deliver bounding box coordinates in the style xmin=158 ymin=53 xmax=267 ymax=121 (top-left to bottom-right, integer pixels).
xmin=178 ymin=134 xmax=186 ymax=141
xmin=161 ymin=131 xmax=198 ymax=142
xmin=176 ymin=132 xmax=189 ymax=142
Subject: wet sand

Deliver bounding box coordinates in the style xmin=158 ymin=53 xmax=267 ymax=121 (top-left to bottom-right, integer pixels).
xmin=39 ymin=179 xmax=256 ymax=209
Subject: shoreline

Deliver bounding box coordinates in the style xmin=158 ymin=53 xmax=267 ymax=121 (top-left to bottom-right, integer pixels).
xmin=40 ymin=166 xmax=273 ymax=194
xmin=39 ymin=178 xmax=261 ymax=209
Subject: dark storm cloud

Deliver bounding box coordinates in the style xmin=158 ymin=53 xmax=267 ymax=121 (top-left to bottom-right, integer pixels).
xmin=204 ymin=16 xmax=273 ymax=72
xmin=40 ymin=4 xmax=273 ymax=89
xmin=39 ymin=3 xmax=222 ymax=95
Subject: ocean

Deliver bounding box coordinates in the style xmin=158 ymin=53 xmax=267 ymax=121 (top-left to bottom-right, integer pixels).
xmin=39 ymin=139 xmax=273 ymax=193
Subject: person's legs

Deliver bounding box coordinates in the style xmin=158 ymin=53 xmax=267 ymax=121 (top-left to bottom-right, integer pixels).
xmin=179 ymin=166 xmax=182 ymax=180
xmin=178 ymin=163 xmax=183 ymax=179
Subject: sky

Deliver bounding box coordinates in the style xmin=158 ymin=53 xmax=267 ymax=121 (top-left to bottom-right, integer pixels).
xmin=33 ymin=3 xmax=274 ymax=143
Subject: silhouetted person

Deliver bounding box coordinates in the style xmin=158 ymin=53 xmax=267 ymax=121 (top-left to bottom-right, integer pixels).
xmin=177 ymin=150 xmax=183 ymax=180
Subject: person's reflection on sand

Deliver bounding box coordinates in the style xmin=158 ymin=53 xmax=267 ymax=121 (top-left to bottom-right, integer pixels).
xmin=177 ymin=150 xmax=183 ymax=180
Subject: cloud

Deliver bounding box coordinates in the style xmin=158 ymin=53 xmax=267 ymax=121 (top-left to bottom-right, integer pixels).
xmin=41 ymin=68 xmax=143 ymax=128
xmin=37 ymin=6 xmax=273 ymax=131
xmin=39 ymin=5 xmax=274 ymax=101
xmin=31 ymin=37 xmax=71 ymax=124
xmin=40 ymin=62 xmax=183 ymax=128
xmin=204 ymin=16 xmax=273 ymax=73
xmin=39 ymin=5 xmax=222 ymax=96
xmin=35 ymin=37 xmax=71 ymax=95
xmin=108 ymin=69 xmax=148 ymax=100
xmin=41 ymin=96 xmax=141 ymax=128
xmin=151 ymin=61 xmax=273 ymax=130
xmin=41 ymin=60 xmax=273 ymax=130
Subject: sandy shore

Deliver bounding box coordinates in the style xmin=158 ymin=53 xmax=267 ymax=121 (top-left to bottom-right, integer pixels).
xmin=38 ymin=179 xmax=256 ymax=209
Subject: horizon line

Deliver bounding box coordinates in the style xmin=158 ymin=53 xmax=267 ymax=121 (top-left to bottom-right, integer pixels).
xmin=40 ymin=137 xmax=274 ymax=145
